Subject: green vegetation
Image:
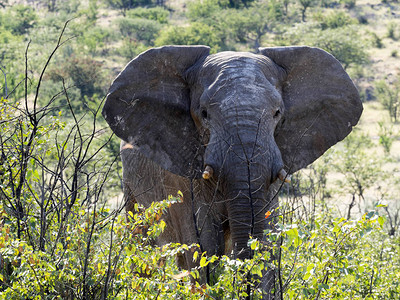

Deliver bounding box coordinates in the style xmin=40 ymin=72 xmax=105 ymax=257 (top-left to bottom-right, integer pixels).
xmin=105 ymin=0 xmax=155 ymax=14
xmin=374 ymin=75 xmax=400 ymax=123
xmin=1 ymin=0 xmax=400 ymax=298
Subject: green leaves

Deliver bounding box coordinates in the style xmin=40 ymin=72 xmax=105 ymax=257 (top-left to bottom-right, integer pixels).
xmin=155 ymin=22 xmax=223 ymax=53
xmin=374 ymin=78 xmax=400 ymax=123
xmin=285 ymin=226 xmax=302 ymax=248
xmin=275 ymin=210 xmax=397 ymax=299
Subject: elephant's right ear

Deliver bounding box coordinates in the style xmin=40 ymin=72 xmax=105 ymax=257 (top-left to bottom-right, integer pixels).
xmin=259 ymin=46 xmax=362 ymax=174
xmin=102 ymin=46 xmax=210 ymax=177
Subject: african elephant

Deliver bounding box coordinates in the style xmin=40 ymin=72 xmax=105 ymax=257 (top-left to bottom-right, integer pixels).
xmin=102 ymin=45 xmax=362 ymax=298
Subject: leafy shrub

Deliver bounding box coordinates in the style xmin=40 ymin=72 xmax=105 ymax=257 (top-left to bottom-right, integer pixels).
xmin=331 ymin=132 xmax=381 ymax=208
xmin=54 ymin=56 xmax=105 ymax=97
xmin=299 ymin=0 xmax=316 ymax=21
xmin=104 ymin=0 xmax=154 ymax=14
xmin=280 ymin=24 xmax=368 ymax=70
xmin=387 ymin=21 xmax=398 ymax=40
xmin=378 ymin=122 xmax=395 ymax=154
xmin=116 ymin=39 xmax=149 ymax=60
xmin=374 ymin=77 xmax=400 ymax=123
xmin=126 ymin=6 xmax=169 ymax=23
xmin=116 ymin=17 xmax=161 ymax=45
xmin=227 ymin=0 xmax=255 ymax=8
xmin=370 ymin=32 xmax=383 ymax=48
xmin=312 ymin=27 xmax=368 ymax=69
xmin=0 ymin=4 xmax=37 ymax=35
xmin=155 ymin=23 xmax=223 ymax=53
xmin=79 ymin=27 xmax=113 ymax=55
xmin=1 ymin=10 xmax=400 ymax=300
xmin=341 ymin=0 xmax=356 ymax=8
xmin=187 ymin=0 xmax=226 ymax=20
xmin=223 ymin=0 xmax=283 ymax=49
xmin=313 ymin=11 xmax=357 ymax=30
xmin=0 ymin=35 xmax=185 ymax=298
xmin=276 ymin=211 xmax=389 ymax=299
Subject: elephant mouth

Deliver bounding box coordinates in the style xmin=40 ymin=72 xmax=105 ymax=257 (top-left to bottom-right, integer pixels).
xmin=202 ymin=164 xmax=290 ymax=184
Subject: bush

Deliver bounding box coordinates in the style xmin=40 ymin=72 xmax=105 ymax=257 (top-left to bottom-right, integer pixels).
xmin=330 ymin=132 xmax=383 ymax=219
xmin=276 ymin=211 xmax=390 ymax=299
xmin=224 ymin=0 xmax=284 ymax=50
xmin=0 ymin=32 xmax=169 ymax=298
xmin=126 ymin=6 xmax=169 ymax=23
xmin=378 ymin=122 xmax=395 ymax=154
xmin=227 ymin=0 xmax=255 ymax=8
xmin=313 ymin=28 xmax=368 ymax=69
xmin=187 ymin=0 xmax=226 ymax=20
xmin=374 ymin=77 xmax=400 ymax=123
xmin=1 ymin=15 xmax=400 ymax=300
xmin=116 ymin=39 xmax=149 ymax=60
xmin=341 ymin=0 xmax=356 ymax=8
xmin=387 ymin=21 xmax=398 ymax=40
xmin=0 ymin=4 xmax=37 ymax=35
xmin=313 ymin=11 xmax=357 ymax=30
xmin=104 ymin=0 xmax=154 ymax=14
xmin=79 ymin=27 xmax=113 ymax=55
xmin=280 ymin=24 xmax=368 ymax=70
xmin=155 ymin=23 xmax=223 ymax=53
xmin=53 ymin=56 xmax=105 ymax=98
xmin=116 ymin=17 xmax=161 ymax=45
xmin=299 ymin=0 xmax=316 ymax=22
xmin=370 ymin=32 xmax=383 ymax=48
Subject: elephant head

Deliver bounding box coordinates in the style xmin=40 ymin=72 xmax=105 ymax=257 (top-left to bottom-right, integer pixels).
xmin=103 ymin=45 xmax=362 ymax=260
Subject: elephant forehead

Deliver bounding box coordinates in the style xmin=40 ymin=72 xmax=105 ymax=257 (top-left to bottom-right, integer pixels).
xmin=198 ymin=52 xmax=283 ymax=94
xmin=205 ymin=51 xmax=271 ymax=64
xmin=202 ymin=52 xmax=268 ymax=76
xmin=197 ymin=55 xmax=282 ymax=109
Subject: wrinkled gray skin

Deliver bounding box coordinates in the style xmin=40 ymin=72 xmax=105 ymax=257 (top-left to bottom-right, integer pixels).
xmin=103 ymin=45 xmax=362 ymax=298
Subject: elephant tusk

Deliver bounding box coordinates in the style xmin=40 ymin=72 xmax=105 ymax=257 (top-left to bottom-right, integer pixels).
xmin=202 ymin=165 xmax=214 ymax=180
xmin=278 ymin=169 xmax=291 ymax=183
xmin=122 ymin=143 xmax=134 ymax=150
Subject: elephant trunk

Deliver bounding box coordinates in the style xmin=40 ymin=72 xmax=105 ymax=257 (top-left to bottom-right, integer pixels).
xmin=222 ymin=138 xmax=283 ymax=260
xmin=203 ymin=109 xmax=284 ymax=259
xmin=227 ymin=187 xmax=266 ymax=259
xmin=221 ymin=140 xmax=282 ymax=299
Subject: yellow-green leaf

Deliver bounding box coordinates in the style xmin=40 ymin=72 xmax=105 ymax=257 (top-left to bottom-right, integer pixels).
xmin=200 ymin=256 xmax=207 ymax=267
xmin=193 ymin=251 xmax=199 ymax=262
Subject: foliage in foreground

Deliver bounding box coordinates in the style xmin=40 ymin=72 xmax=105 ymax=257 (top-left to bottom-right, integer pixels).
xmin=0 ymin=6 xmax=400 ymax=299
xmin=0 ymin=77 xmax=399 ymax=298
xmin=1 ymin=170 xmax=398 ymax=299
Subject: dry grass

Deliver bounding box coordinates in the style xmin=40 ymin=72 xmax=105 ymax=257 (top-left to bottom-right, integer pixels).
xmin=357 ymin=0 xmax=400 ymax=81
xmin=307 ymin=100 xmax=400 ymax=218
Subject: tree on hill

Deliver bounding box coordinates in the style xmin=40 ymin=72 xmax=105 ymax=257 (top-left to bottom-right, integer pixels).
xmin=298 ymin=0 xmax=315 ymax=21
xmin=228 ymin=0 xmax=255 ymax=8
xmin=374 ymin=76 xmax=400 ymax=123
xmin=105 ymin=0 xmax=158 ymax=15
xmin=225 ymin=0 xmax=284 ymax=50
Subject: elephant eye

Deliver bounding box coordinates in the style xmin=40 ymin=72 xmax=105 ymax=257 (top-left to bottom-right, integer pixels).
xmin=201 ymin=109 xmax=208 ymax=119
xmin=273 ymin=109 xmax=281 ymax=118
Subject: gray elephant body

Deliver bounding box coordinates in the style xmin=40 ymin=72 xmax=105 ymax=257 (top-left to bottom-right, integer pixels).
xmin=121 ymin=145 xmax=229 ymax=266
xmin=103 ymin=45 xmax=362 ymax=298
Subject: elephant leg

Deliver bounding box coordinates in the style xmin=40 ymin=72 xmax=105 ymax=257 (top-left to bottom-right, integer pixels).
xmin=121 ymin=147 xmax=227 ymax=284
xmin=124 ymin=183 xmax=137 ymax=216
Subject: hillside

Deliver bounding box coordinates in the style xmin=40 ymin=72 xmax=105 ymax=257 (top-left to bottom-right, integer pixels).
xmin=1 ymin=0 xmax=400 ymax=298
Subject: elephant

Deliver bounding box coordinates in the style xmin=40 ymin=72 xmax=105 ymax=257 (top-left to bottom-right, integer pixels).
xmin=102 ymin=45 xmax=362 ymax=298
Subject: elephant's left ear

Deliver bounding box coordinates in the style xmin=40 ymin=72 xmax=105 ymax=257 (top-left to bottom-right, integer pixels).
xmin=259 ymin=46 xmax=363 ymax=173
xmin=103 ymin=46 xmax=210 ymax=178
